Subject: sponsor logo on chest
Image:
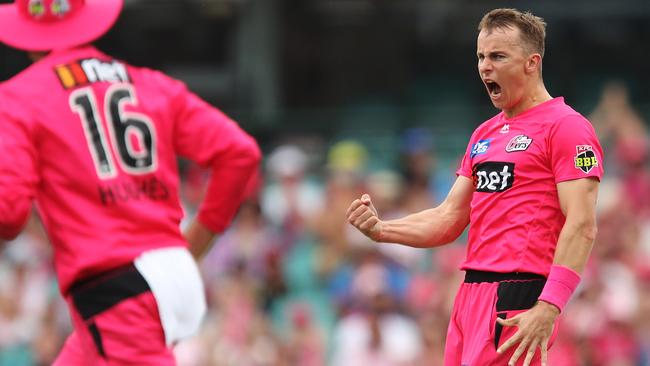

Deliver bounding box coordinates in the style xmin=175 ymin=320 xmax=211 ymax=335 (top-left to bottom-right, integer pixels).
xmin=472 ymin=161 xmax=515 ymax=193
xmin=505 ymin=134 xmax=533 ymax=152
xmin=54 ymin=58 xmax=131 ymax=89
xmin=471 ymin=139 xmax=491 ymax=158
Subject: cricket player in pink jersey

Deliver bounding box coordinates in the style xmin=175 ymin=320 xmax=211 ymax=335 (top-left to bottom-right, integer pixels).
xmin=0 ymin=0 xmax=261 ymax=365
xmin=347 ymin=8 xmax=603 ymax=366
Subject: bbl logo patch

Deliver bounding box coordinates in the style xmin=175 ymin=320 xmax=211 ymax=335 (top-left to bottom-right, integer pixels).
xmin=505 ymin=135 xmax=533 ymax=152
xmin=574 ymin=145 xmax=599 ymax=173
xmin=471 ymin=139 xmax=491 ymax=158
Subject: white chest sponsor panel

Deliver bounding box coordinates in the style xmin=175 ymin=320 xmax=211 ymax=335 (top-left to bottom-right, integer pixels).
xmin=472 ymin=162 xmax=515 ymax=193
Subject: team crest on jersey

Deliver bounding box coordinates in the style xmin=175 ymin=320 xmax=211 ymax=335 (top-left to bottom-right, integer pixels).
xmin=505 ymin=135 xmax=533 ymax=152
xmin=54 ymin=58 xmax=131 ymax=89
xmin=574 ymin=145 xmax=599 ymax=173
xmin=471 ymin=139 xmax=491 ymax=158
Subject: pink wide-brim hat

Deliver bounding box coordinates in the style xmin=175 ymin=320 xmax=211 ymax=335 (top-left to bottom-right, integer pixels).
xmin=0 ymin=0 xmax=123 ymax=52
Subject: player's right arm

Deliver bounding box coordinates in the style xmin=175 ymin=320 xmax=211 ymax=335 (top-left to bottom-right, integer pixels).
xmin=347 ymin=175 xmax=473 ymax=248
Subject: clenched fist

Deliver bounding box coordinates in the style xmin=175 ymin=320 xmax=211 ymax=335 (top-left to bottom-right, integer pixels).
xmin=346 ymin=194 xmax=383 ymax=242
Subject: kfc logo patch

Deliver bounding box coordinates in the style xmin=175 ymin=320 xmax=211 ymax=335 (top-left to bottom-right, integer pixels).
xmin=574 ymin=145 xmax=599 ymax=173
xmin=505 ymin=135 xmax=533 ymax=152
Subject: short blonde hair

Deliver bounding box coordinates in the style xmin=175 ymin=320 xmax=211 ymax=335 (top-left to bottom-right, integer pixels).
xmin=478 ymin=8 xmax=547 ymax=57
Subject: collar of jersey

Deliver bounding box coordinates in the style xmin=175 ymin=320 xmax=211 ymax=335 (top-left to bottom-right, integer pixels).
xmin=500 ymin=97 xmax=564 ymax=122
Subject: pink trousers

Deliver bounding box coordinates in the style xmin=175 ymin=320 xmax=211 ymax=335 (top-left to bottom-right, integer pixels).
xmin=444 ymin=271 xmax=559 ymax=366
xmin=53 ymin=264 xmax=176 ymax=366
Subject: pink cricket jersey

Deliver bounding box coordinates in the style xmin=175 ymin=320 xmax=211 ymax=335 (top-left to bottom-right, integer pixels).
xmin=0 ymin=46 xmax=261 ymax=294
xmin=456 ymin=97 xmax=603 ymax=276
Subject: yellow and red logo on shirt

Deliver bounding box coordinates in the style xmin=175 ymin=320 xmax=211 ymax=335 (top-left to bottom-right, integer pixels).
xmin=575 ymin=145 xmax=599 ymax=173
xmin=54 ymin=58 xmax=130 ymax=89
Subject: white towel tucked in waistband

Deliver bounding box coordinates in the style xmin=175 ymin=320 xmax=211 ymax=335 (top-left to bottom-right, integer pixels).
xmin=134 ymin=247 xmax=206 ymax=346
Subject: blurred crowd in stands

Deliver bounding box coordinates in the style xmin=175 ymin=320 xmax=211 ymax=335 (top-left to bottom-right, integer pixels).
xmin=1 ymin=82 xmax=650 ymax=366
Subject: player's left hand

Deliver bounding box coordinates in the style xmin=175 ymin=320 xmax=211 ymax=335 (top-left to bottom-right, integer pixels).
xmin=496 ymin=300 xmax=559 ymax=366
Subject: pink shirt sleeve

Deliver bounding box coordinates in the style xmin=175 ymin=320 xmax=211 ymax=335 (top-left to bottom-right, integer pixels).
xmin=168 ymin=80 xmax=261 ymax=233
xmin=456 ymin=130 xmax=478 ymax=178
xmin=549 ymin=114 xmax=604 ymax=183
xmin=0 ymin=105 xmax=38 ymax=239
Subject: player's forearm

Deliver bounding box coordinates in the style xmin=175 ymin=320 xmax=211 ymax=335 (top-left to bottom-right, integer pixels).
xmin=198 ymin=141 xmax=261 ymax=233
xmin=381 ymin=205 xmax=469 ymax=248
xmin=551 ymin=214 xmax=597 ymax=273
xmin=537 ymin=213 xmax=596 ymax=313
xmin=184 ymin=219 xmax=217 ymax=260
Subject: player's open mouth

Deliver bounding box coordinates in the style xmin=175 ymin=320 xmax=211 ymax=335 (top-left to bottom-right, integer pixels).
xmin=485 ymin=80 xmax=502 ymax=98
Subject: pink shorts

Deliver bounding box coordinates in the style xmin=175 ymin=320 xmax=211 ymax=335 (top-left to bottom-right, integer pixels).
xmin=444 ymin=270 xmax=559 ymax=366
xmin=53 ymin=264 xmax=176 ymax=366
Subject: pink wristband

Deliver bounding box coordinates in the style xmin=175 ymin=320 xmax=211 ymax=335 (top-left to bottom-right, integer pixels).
xmin=538 ymin=265 xmax=581 ymax=313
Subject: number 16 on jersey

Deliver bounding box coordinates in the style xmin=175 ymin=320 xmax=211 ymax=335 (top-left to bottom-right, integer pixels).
xmin=69 ymin=83 xmax=158 ymax=179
